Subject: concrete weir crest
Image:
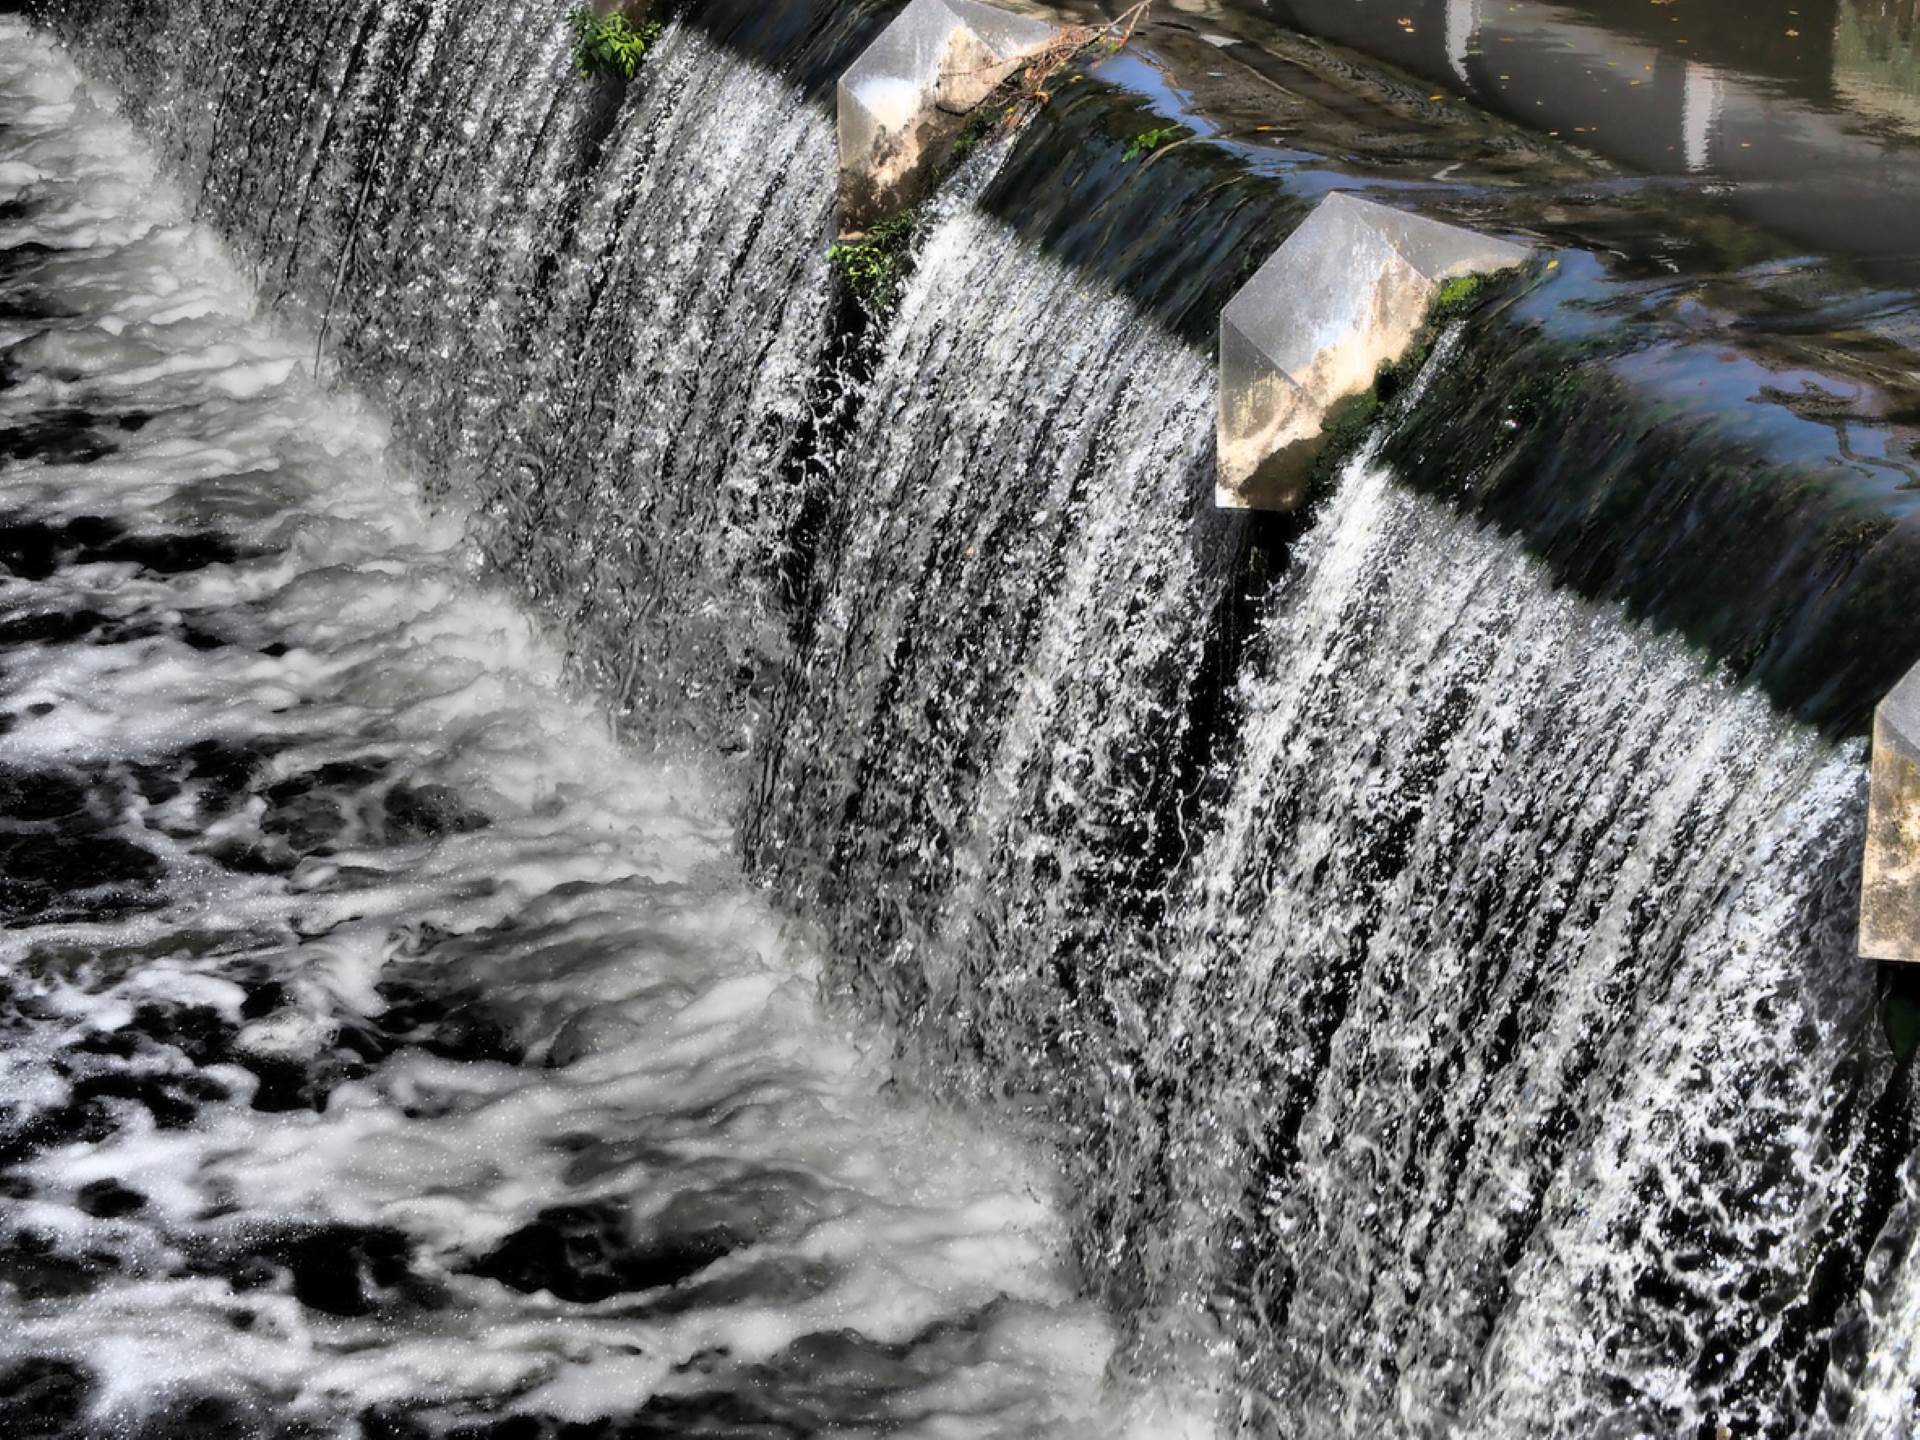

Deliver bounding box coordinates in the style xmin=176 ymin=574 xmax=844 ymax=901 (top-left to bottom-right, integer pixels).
xmin=1217 ymin=192 xmax=1529 ymax=512
xmin=835 ymin=0 xmax=1059 ymax=233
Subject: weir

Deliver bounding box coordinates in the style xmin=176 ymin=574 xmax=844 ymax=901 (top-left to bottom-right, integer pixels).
xmin=10 ymin=0 xmax=1920 ymax=1437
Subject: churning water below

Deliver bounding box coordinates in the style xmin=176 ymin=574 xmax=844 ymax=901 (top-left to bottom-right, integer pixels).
xmin=0 ymin=28 xmax=1214 ymax=1439
xmin=16 ymin=1 xmax=1920 ymax=1435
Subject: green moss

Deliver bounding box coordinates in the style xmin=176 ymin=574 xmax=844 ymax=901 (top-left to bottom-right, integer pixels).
xmin=567 ymin=6 xmax=663 ymax=81
xmin=1433 ymin=272 xmax=1488 ymax=315
xmin=1304 ymin=373 xmax=1386 ymax=494
xmin=829 ymin=210 xmax=921 ymax=314
xmin=1302 ymin=266 xmax=1523 ymax=498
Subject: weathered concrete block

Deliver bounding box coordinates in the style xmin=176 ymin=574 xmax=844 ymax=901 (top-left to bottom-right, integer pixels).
xmin=1216 ymin=192 xmax=1529 ymax=511
xmin=837 ymin=0 xmax=1058 ymax=232
xmin=1862 ymin=666 xmax=1920 ymax=963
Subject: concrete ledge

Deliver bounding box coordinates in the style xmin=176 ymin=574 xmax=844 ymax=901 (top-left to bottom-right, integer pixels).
xmin=836 ymin=0 xmax=1058 ymax=232
xmin=1216 ymin=192 xmax=1528 ymax=511
xmin=1863 ymin=667 xmax=1920 ymax=962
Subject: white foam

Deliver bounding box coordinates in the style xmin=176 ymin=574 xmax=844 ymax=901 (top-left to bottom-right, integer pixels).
xmin=0 ymin=20 xmax=1222 ymax=1437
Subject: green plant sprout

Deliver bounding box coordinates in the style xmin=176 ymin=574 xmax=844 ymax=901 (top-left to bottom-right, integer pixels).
xmin=567 ymin=6 xmax=663 ymax=81
xmin=1122 ymin=125 xmax=1180 ymax=162
xmin=829 ymin=210 xmax=920 ymax=314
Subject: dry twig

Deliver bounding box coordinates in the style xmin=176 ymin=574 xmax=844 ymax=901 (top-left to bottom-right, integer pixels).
xmin=1019 ymin=2 xmax=1149 ymax=104
xmin=944 ymin=2 xmax=1151 ymax=120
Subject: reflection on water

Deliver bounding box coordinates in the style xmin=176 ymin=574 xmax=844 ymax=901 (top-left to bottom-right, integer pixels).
xmin=1227 ymin=0 xmax=1920 ymax=276
xmin=1836 ymin=0 xmax=1920 ymax=130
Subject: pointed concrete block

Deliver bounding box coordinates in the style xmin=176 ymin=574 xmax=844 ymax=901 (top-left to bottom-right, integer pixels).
xmin=837 ymin=0 xmax=1058 ymax=232
xmin=1216 ymin=192 xmax=1530 ymax=511
xmin=1862 ymin=666 xmax=1920 ymax=963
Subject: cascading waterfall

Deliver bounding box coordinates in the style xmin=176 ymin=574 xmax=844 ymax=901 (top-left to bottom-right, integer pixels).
xmin=754 ymin=211 xmax=1914 ymax=1429
xmin=750 ymin=193 xmax=1234 ymax=1037
xmin=83 ymin=0 xmax=840 ymax=748
xmin=0 ymin=26 xmax=1206 ymax=1438
xmin=1145 ymin=456 xmax=1897 ymax=1436
xmin=16 ymin=0 xmax=1920 ymax=1435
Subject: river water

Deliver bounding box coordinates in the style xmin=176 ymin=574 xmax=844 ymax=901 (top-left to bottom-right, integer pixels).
xmin=0 ymin=25 xmax=1213 ymax=1439
xmin=11 ymin=2 xmax=1920 ymax=1435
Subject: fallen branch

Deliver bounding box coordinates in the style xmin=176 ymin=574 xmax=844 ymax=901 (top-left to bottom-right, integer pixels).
xmin=943 ymin=2 xmax=1151 ymax=125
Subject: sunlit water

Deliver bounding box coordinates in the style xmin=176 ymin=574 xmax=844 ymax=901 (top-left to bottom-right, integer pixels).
xmin=15 ymin=0 xmax=1920 ymax=1435
xmin=0 ymin=27 xmax=1217 ymax=1439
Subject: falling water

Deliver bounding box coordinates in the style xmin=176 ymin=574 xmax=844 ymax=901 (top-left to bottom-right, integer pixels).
xmin=747 ymin=190 xmax=1919 ymax=1430
xmin=68 ymin=0 xmax=841 ymax=750
xmin=1144 ymin=455 xmax=1900 ymax=1437
xmin=14 ymin=0 xmax=1920 ymax=1436
xmin=0 ymin=26 xmax=1212 ymax=1438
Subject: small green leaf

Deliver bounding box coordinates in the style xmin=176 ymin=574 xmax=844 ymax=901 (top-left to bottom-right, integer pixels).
xmin=1122 ymin=125 xmax=1180 ymax=162
xmin=567 ymin=6 xmax=662 ymax=82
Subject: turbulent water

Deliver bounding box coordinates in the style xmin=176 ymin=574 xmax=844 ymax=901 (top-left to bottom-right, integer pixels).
xmin=107 ymin=0 xmax=838 ymax=752
xmin=0 ymin=30 xmax=1218 ymax=1438
xmin=14 ymin=0 xmax=1920 ymax=1437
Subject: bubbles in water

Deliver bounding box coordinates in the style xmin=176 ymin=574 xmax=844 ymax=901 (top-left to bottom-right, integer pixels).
xmin=0 ymin=22 xmax=1211 ymax=1438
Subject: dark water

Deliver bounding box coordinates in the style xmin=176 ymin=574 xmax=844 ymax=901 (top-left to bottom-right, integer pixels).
xmin=11 ymin=1 xmax=1920 ymax=1437
xmin=1223 ymin=0 xmax=1920 ymax=283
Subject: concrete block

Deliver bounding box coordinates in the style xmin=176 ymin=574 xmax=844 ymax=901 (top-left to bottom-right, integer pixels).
xmin=1216 ymin=191 xmax=1529 ymax=510
xmin=1862 ymin=666 xmax=1920 ymax=963
xmin=837 ymin=0 xmax=1058 ymax=232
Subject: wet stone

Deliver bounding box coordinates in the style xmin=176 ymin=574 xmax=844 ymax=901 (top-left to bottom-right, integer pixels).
xmin=837 ymin=0 xmax=1058 ymax=230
